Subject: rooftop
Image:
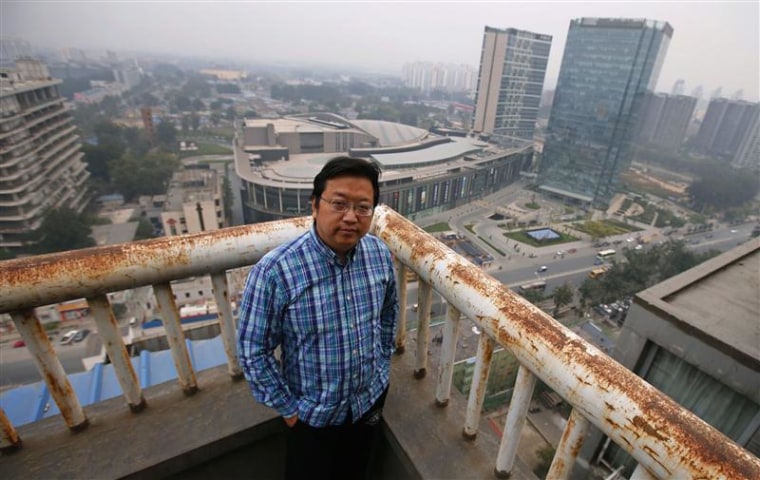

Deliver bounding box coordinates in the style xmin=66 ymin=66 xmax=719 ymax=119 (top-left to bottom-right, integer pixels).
xmin=637 ymin=239 xmax=760 ymax=369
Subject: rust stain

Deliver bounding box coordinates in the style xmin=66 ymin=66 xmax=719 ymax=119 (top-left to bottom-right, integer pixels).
xmin=632 ymin=415 xmax=668 ymax=442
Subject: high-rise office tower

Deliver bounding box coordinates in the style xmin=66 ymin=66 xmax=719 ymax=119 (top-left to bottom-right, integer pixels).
xmin=637 ymin=93 xmax=696 ymax=152
xmin=538 ymin=18 xmax=673 ymax=206
xmin=471 ymin=26 xmax=552 ymax=142
xmin=0 ymin=59 xmax=90 ymax=254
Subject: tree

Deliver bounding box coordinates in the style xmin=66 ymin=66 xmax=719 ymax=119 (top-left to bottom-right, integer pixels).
xmin=579 ymin=240 xmax=719 ymax=309
xmin=190 ymin=113 xmax=200 ymax=131
xmin=109 ymin=152 xmax=180 ymax=202
xmin=155 ymin=120 xmax=178 ymax=148
xmin=134 ymin=218 xmax=156 ymax=240
xmin=688 ymin=165 xmax=759 ymax=211
xmin=521 ymin=289 xmax=545 ymax=305
xmin=34 ymin=208 xmax=95 ymax=254
xmin=551 ymin=283 xmax=574 ymax=316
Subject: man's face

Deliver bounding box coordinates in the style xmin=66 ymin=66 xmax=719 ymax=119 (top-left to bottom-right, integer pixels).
xmin=312 ymin=175 xmax=374 ymax=256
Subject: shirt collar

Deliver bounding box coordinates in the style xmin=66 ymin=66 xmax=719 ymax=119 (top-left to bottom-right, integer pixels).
xmin=308 ymin=225 xmax=360 ymax=265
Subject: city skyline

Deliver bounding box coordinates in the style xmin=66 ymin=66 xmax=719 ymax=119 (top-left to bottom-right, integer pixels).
xmin=2 ymin=1 xmax=758 ymax=101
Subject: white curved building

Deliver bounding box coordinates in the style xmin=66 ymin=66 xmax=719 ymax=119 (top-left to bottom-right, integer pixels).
xmin=234 ymin=113 xmax=532 ymax=223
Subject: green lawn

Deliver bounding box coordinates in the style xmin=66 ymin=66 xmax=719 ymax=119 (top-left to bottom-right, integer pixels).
xmin=424 ymin=222 xmax=451 ymax=233
xmin=572 ymin=220 xmax=641 ymax=237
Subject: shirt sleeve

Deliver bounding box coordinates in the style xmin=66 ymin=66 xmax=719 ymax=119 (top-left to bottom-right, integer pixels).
xmin=237 ymin=262 xmax=299 ymax=418
xmin=380 ymin=252 xmax=399 ymax=360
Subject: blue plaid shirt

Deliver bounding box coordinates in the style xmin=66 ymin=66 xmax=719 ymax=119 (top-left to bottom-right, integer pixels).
xmin=238 ymin=226 xmax=398 ymax=427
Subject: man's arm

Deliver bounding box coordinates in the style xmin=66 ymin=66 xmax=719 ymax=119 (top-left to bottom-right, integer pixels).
xmin=237 ymin=264 xmax=299 ymax=419
xmin=380 ymin=253 xmax=399 ymax=359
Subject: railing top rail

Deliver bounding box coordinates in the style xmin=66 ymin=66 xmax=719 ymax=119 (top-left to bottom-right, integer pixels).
xmin=0 ymin=216 xmax=312 ymax=313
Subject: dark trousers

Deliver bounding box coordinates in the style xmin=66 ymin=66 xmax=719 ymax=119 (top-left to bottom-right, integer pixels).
xmin=285 ymin=388 xmax=388 ymax=480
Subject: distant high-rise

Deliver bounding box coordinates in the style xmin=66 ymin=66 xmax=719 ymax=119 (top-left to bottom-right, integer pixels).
xmin=691 ymin=85 xmax=704 ymax=101
xmin=732 ymin=112 xmax=759 ymax=169
xmin=471 ymin=26 xmax=552 ymax=142
xmin=671 ymin=79 xmax=685 ymax=96
xmin=401 ymin=62 xmax=477 ymax=93
xmin=637 ymin=93 xmax=696 ymax=152
xmin=693 ymin=97 xmax=759 ymax=163
xmin=0 ymin=36 xmax=33 ymax=65
xmin=0 ymin=59 xmax=90 ymax=254
xmin=538 ymin=18 xmax=673 ymax=206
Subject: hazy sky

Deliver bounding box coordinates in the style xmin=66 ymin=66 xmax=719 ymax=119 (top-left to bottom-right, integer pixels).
xmin=3 ymin=1 xmax=759 ymax=100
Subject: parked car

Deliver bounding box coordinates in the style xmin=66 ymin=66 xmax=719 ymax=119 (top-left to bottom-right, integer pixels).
xmin=59 ymin=330 xmax=79 ymax=345
xmin=73 ymin=329 xmax=91 ymax=342
xmin=13 ymin=339 xmax=25 ymax=348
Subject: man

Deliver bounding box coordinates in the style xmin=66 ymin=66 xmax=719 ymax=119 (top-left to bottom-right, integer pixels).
xmin=238 ymin=156 xmax=399 ymax=480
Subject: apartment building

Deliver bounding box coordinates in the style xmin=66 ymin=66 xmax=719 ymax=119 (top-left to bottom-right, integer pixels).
xmin=0 ymin=59 xmax=90 ymax=254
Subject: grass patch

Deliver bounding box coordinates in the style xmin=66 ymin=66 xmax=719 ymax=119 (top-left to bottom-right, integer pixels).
xmin=572 ymin=220 xmax=641 ymax=237
xmin=504 ymin=229 xmax=579 ymax=247
xmin=465 ymin=224 xmax=475 ymax=234
xmin=424 ymin=222 xmax=451 ymax=233
xmin=525 ymin=201 xmax=540 ymax=210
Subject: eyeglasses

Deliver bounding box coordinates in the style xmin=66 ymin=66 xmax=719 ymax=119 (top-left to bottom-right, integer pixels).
xmin=319 ymin=197 xmax=374 ymax=217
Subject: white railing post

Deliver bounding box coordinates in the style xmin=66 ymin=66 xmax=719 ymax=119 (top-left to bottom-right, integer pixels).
xmin=630 ymin=464 xmax=658 ymax=479
xmin=463 ymin=334 xmax=494 ymax=439
xmin=152 ymin=283 xmax=198 ymax=395
xmin=87 ymin=294 xmax=146 ymax=411
xmin=210 ymin=272 xmax=243 ymax=380
xmin=546 ymin=408 xmax=591 ymax=479
xmin=0 ymin=408 xmax=22 ymax=453
xmin=10 ymin=309 xmax=88 ymax=431
xmin=435 ymin=305 xmax=461 ymax=407
xmin=414 ymin=280 xmax=433 ymax=379
xmin=495 ymin=364 xmax=536 ymax=475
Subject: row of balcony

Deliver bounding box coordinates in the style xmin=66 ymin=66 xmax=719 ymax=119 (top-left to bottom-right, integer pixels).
xmin=0 ymin=206 xmax=757 ymax=479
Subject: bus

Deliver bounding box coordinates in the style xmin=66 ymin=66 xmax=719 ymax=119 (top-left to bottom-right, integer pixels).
xmin=588 ymin=266 xmax=610 ymax=279
xmin=595 ymin=249 xmax=616 ymax=263
xmin=519 ymin=281 xmax=547 ymax=293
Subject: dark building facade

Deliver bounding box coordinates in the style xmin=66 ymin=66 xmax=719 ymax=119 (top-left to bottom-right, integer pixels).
xmin=538 ymin=18 xmax=673 ymax=207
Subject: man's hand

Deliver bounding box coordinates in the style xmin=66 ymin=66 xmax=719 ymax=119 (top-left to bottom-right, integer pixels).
xmin=284 ymin=415 xmax=298 ymax=428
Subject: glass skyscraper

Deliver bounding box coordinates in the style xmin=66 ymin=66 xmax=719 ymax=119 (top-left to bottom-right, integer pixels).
xmin=472 ymin=27 xmax=552 ymax=144
xmin=538 ymin=18 xmax=673 ymax=206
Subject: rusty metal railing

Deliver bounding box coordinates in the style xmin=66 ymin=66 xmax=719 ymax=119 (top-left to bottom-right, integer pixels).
xmin=1 ymin=206 xmax=758 ymax=479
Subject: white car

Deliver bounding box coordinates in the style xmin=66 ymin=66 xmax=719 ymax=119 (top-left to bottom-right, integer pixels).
xmin=537 ymin=266 xmax=548 ymax=272
xmin=59 ymin=330 xmax=79 ymax=345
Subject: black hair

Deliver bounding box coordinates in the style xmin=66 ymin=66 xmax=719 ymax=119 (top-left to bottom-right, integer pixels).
xmin=312 ymin=156 xmax=381 ymax=205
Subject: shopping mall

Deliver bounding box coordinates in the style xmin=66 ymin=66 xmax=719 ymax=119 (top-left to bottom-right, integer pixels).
xmin=234 ymin=113 xmax=533 ymax=223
